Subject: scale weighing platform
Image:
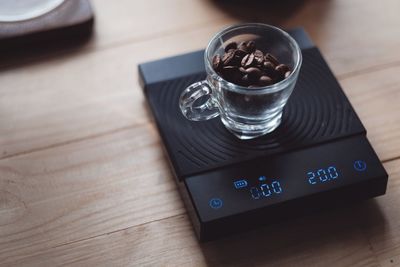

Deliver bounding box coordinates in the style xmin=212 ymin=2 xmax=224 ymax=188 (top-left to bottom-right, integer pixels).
xmin=138 ymin=28 xmax=388 ymax=242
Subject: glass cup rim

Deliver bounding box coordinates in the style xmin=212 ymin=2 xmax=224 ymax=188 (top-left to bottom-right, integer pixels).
xmin=205 ymin=23 xmax=302 ymax=94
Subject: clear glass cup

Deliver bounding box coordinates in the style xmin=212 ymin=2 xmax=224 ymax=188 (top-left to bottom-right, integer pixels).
xmin=179 ymin=23 xmax=302 ymax=140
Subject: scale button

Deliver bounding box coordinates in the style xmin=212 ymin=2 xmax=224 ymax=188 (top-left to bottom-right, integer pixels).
xmin=354 ymin=160 xmax=367 ymax=171
xmin=209 ymin=198 xmax=223 ymax=209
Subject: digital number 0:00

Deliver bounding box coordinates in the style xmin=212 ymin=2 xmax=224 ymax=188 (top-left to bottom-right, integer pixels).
xmin=250 ymin=181 xmax=283 ymax=200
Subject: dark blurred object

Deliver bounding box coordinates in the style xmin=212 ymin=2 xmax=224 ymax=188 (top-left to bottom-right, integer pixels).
xmin=209 ymin=0 xmax=307 ymax=24
xmin=0 ymin=0 xmax=93 ymax=63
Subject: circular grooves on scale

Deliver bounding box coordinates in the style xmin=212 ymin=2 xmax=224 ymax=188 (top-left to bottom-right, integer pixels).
xmin=201 ymin=121 xmax=245 ymax=158
xmin=310 ymin=59 xmax=334 ymax=139
xmin=157 ymin=76 xmax=210 ymax=167
xmin=152 ymin=49 xmax=356 ymax=174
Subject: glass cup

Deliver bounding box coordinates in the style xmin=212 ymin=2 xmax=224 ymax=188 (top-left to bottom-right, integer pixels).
xmin=179 ymin=23 xmax=302 ymax=140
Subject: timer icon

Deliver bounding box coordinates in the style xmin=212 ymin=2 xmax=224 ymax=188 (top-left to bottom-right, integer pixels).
xmin=354 ymin=160 xmax=367 ymax=172
xmin=209 ymin=198 xmax=223 ymax=209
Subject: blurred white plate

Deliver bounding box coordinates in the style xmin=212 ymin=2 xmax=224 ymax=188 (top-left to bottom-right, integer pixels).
xmin=0 ymin=0 xmax=65 ymax=22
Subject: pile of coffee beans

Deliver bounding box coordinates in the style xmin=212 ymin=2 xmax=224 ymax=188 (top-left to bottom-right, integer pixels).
xmin=212 ymin=41 xmax=291 ymax=87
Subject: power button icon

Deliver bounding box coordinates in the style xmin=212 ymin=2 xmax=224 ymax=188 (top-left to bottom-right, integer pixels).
xmin=209 ymin=198 xmax=223 ymax=209
xmin=354 ymin=160 xmax=367 ymax=171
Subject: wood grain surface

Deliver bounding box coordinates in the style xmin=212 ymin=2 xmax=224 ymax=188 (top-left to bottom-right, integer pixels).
xmin=1 ymin=0 xmax=400 ymax=266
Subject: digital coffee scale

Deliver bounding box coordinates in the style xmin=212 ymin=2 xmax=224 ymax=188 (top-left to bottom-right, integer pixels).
xmin=138 ymin=28 xmax=388 ymax=241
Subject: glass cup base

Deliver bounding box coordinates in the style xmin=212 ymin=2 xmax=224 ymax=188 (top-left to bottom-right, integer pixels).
xmin=221 ymin=111 xmax=283 ymax=140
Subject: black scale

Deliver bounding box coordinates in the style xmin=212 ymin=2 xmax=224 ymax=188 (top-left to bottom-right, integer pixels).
xmin=138 ymin=28 xmax=388 ymax=241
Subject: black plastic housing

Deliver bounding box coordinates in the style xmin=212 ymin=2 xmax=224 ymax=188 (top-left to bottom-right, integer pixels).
xmin=138 ymin=28 xmax=388 ymax=241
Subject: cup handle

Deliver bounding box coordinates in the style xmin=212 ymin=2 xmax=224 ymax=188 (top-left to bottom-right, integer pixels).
xmin=179 ymin=80 xmax=220 ymax=121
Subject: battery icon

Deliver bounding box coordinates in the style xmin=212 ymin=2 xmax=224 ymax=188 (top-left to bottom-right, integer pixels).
xmin=234 ymin=179 xmax=248 ymax=189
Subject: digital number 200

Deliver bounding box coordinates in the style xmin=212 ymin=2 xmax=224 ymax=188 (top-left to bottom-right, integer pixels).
xmin=307 ymin=166 xmax=339 ymax=185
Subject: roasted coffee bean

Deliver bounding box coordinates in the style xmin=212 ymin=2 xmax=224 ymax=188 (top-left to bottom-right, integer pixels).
xmin=236 ymin=46 xmax=248 ymax=56
xmin=238 ymin=42 xmax=247 ymax=49
xmin=212 ymin=55 xmax=222 ymax=72
xmin=240 ymin=74 xmax=250 ymax=86
xmin=241 ymin=53 xmax=255 ymax=68
xmin=222 ymin=65 xmax=239 ymax=73
xmin=259 ymin=75 xmax=273 ymax=86
xmin=262 ymin=61 xmax=278 ymax=79
xmin=253 ymin=50 xmax=264 ymax=65
xmin=265 ymin=53 xmax=279 ymax=66
xmin=232 ymin=55 xmax=242 ymax=64
xmin=246 ymin=67 xmax=263 ymax=82
xmin=224 ymin=42 xmax=237 ymax=52
xmin=254 ymin=58 xmax=264 ymax=66
xmin=245 ymin=41 xmax=256 ymax=52
xmin=262 ymin=61 xmax=275 ymax=72
xmin=285 ymin=71 xmax=292 ymax=78
xmin=245 ymin=67 xmax=262 ymax=75
xmin=222 ymin=49 xmax=236 ymax=66
xmin=234 ymin=49 xmax=247 ymax=59
xmin=239 ymin=40 xmax=256 ymax=53
xmin=254 ymin=50 xmax=264 ymax=57
xmin=222 ymin=66 xmax=242 ymax=83
xmin=226 ymin=50 xmax=243 ymax=65
xmin=275 ymin=64 xmax=290 ymax=74
xmin=239 ymin=67 xmax=247 ymax=74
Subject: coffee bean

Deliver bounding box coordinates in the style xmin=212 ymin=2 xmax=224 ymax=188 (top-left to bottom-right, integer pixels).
xmin=261 ymin=61 xmax=278 ymax=80
xmin=241 ymin=74 xmax=249 ymax=86
xmin=245 ymin=41 xmax=256 ymax=52
xmin=263 ymin=61 xmax=275 ymax=71
xmin=276 ymin=64 xmax=290 ymax=74
xmin=246 ymin=67 xmax=263 ymax=81
xmin=222 ymin=49 xmax=236 ymax=66
xmin=239 ymin=67 xmax=247 ymax=74
xmin=222 ymin=66 xmax=242 ymax=83
xmin=239 ymin=40 xmax=256 ymax=53
xmin=265 ymin=53 xmax=279 ymax=66
xmin=233 ymin=55 xmax=243 ymax=64
xmin=259 ymin=75 xmax=273 ymax=86
xmin=234 ymin=49 xmax=247 ymax=59
xmin=222 ymin=65 xmax=239 ymax=72
xmin=241 ymin=53 xmax=255 ymax=68
xmin=236 ymin=47 xmax=248 ymax=56
xmin=238 ymin=42 xmax=246 ymax=48
xmin=285 ymin=71 xmax=292 ymax=78
xmin=212 ymin=55 xmax=222 ymax=72
xmin=254 ymin=50 xmax=264 ymax=65
xmin=224 ymin=42 xmax=237 ymax=52
xmin=254 ymin=49 xmax=264 ymax=57
xmin=245 ymin=67 xmax=262 ymax=75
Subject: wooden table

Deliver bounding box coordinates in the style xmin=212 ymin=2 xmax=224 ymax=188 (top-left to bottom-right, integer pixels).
xmin=1 ymin=0 xmax=400 ymax=266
